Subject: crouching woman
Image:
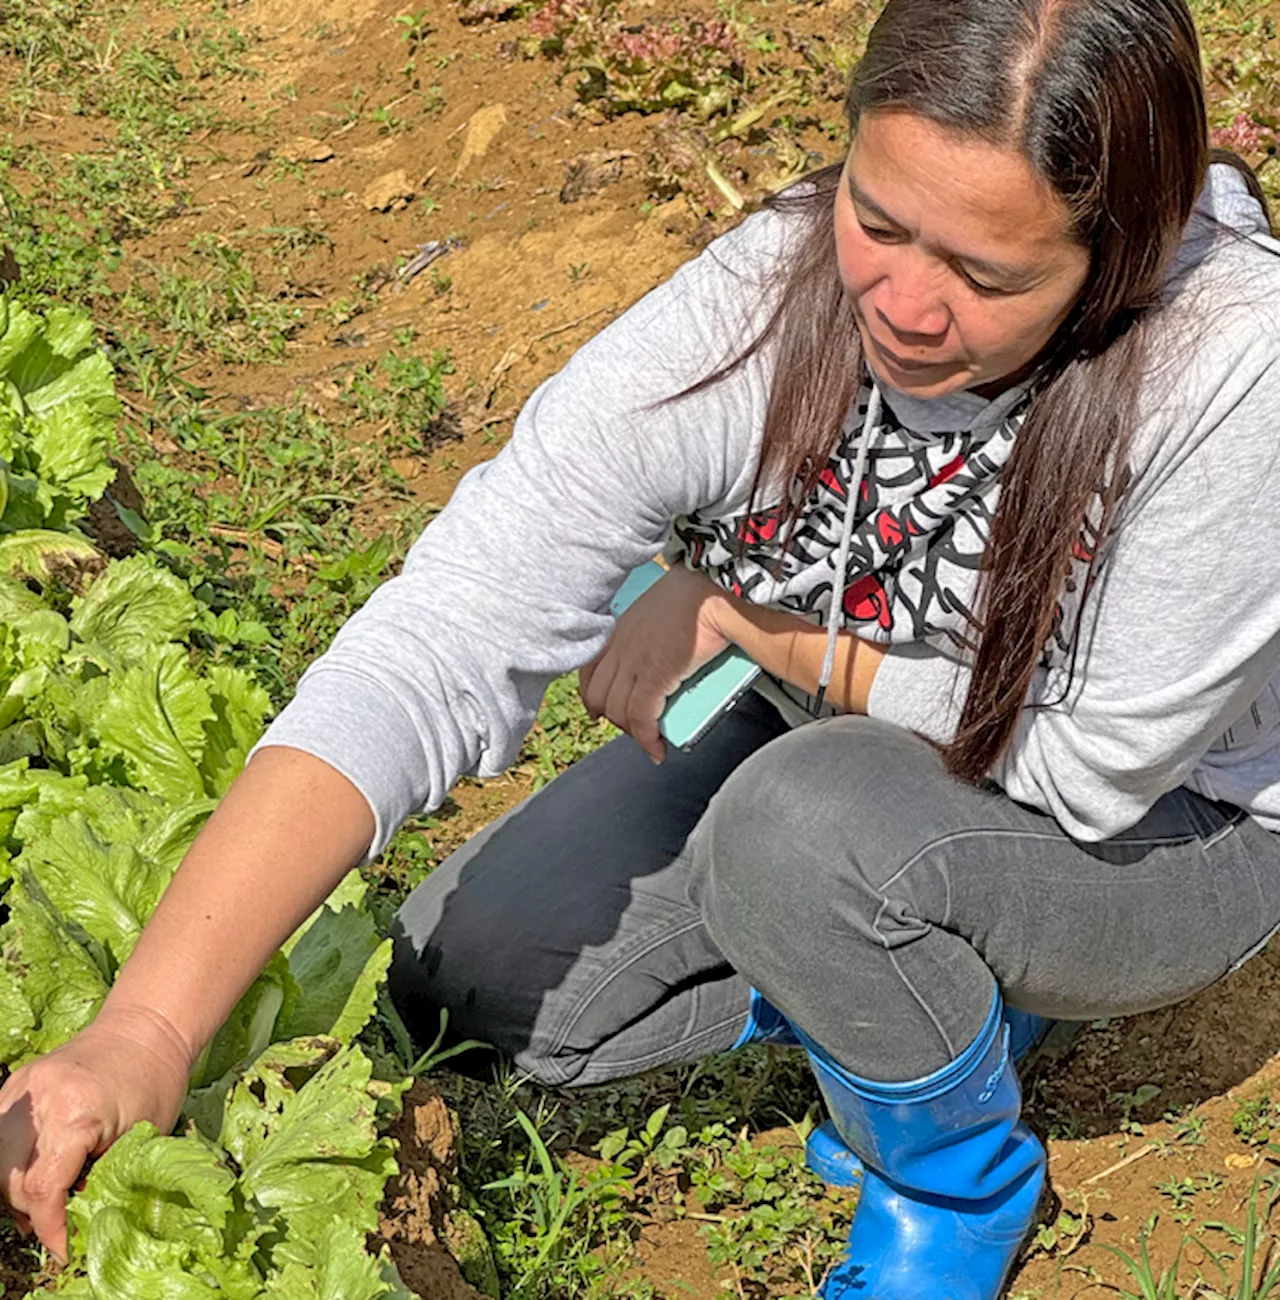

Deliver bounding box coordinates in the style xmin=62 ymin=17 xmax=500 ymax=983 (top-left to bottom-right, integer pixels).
xmin=3 ymin=1 xmax=1280 ymax=1297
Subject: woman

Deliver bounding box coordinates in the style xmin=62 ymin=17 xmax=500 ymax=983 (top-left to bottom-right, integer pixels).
xmin=3 ymin=0 xmax=1279 ymax=1295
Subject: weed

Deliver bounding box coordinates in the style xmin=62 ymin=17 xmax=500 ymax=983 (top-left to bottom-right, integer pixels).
xmin=1091 ymin=1215 xmax=1187 ymax=1299
xmin=1111 ymin=1084 xmax=1163 ymax=1136
xmin=341 ymin=349 xmax=457 ymax=443
xmin=323 ymin=296 xmax=367 ymax=327
xmin=122 ymin=236 xmax=304 ymax=365
xmin=482 ymin=1104 xmax=632 ymax=1296
xmin=596 ymin=1102 xmax=692 ymax=1173
xmin=519 ymin=673 xmax=617 ymax=788
xmin=1196 ymin=1175 xmax=1280 ymax=1299
xmin=382 ymin=1001 xmax=493 ymax=1078
xmin=697 ymin=1133 xmax=852 ymax=1288
xmin=1236 ymin=1094 xmax=1279 ymax=1146
xmin=1169 ymin=1108 xmax=1209 ymax=1146
xmin=397 ymin=6 xmax=434 ymax=51
xmin=1157 ymin=1173 xmax=1221 ymax=1223
xmin=269 ymin=155 xmax=307 ymax=182
xmin=264 ymin=222 xmax=333 ymax=257
xmin=1034 ymin=1190 xmax=1094 ymax=1255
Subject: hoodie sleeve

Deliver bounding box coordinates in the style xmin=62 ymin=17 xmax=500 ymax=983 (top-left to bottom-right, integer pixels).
xmin=868 ymin=299 xmax=1280 ymax=842
xmin=253 ymin=212 xmax=790 ymax=857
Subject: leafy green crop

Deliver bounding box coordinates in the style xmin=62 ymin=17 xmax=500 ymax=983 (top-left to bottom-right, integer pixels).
xmin=0 ymin=300 xmax=418 ymax=1298
xmin=0 ymin=297 xmax=117 ymax=532
xmin=61 ymin=1041 xmax=411 ymax=1300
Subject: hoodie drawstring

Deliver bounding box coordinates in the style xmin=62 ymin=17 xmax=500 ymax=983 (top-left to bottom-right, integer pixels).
xmin=813 ymin=383 xmax=882 ymax=715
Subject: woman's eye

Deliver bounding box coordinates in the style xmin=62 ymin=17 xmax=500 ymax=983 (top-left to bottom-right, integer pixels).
xmin=858 ymin=220 xmax=901 ymax=243
xmin=958 ymin=268 xmax=1008 ymax=296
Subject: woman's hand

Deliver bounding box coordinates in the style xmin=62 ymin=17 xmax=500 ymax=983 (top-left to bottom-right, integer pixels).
xmin=582 ymin=566 xmax=732 ymax=763
xmin=0 ymin=1003 xmax=193 ymax=1262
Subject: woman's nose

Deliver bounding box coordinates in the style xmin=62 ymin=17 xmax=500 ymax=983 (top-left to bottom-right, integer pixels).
xmin=869 ymin=256 xmax=950 ymax=340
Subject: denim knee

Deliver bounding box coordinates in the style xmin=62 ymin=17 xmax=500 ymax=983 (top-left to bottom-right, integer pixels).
xmin=387 ymin=872 xmax=669 ymax=1090
xmin=689 ymin=717 xmax=946 ymax=986
xmin=387 ymin=876 xmax=544 ymax=1065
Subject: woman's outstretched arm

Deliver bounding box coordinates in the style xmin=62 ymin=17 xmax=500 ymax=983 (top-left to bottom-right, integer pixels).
xmin=0 ymin=746 xmax=373 ymax=1262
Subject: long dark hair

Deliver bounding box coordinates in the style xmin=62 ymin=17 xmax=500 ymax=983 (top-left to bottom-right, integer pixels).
xmin=715 ymin=0 xmax=1269 ymax=781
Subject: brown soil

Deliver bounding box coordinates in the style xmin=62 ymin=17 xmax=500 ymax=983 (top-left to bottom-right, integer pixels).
xmin=1011 ymin=942 xmax=1280 ymax=1297
xmin=381 ymin=1081 xmax=486 ymax=1300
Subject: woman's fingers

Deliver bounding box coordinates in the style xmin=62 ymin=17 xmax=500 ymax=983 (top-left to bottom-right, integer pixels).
xmin=0 ymin=1087 xmax=97 ymax=1262
xmin=581 ymin=637 xmax=670 ymax=762
xmin=600 ymin=664 xmax=667 ymax=764
xmin=578 ymin=640 xmax=608 ymax=702
xmin=17 ymin=1135 xmax=86 ymax=1263
xmin=625 ymin=689 xmax=666 ymax=765
xmin=579 ymin=646 xmax=616 ymax=719
xmin=0 ymin=1084 xmax=37 ymax=1238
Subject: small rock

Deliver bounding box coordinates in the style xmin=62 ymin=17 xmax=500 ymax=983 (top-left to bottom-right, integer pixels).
xmin=364 ymin=168 xmax=415 ymax=212
xmin=1226 ymin=1152 xmax=1258 ymax=1170
xmin=457 ymin=0 xmax=523 ymax=24
xmin=285 ymin=136 xmax=335 ymax=164
xmin=390 ymin=457 xmax=421 ymax=480
xmin=451 ymin=104 xmax=507 ymax=179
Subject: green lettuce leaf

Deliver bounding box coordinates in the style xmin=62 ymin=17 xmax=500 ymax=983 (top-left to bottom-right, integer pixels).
xmin=68 ymin=1124 xmax=236 ymax=1258
xmin=200 ymin=666 xmax=272 ymax=798
xmin=0 ymin=572 xmax=45 ymax=621
xmin=93 ymin=642 xmax=214 ymax=800
xmin=27 ymin=398 xmax=115 ymax=511
xmin=0 ymin=529 xmax=103 ymax=586
xmin=283 ymin=871 xmax=370 ymax=958
xmin=278 ymin=906 xmax=392 ymax=1045
xmin=0 ymin=610 xmax=69 ymax=733
xmin=0 ymin=959 xmax=36 ymax=1063
xmin=70 ymin=555 xmax=198 ymax=667
xmin=84 ymin=1208 xmax=225 ymax=1300
xmin=271 ymin=1222 xmax=392 ymax=1300
xmin=189 ymin=954 xmax=300 ymax=1103
xmin=0 ymin=758 xmax=80 ymax=844
xmin=0 ymin=300 xmax=117 ymax=523
xmin=13 ymin=777 xmax=146 ymax=846
xmin=66 ymin=1123 xmax=264 ymax=1300
xmin=225 ymin=1042 xmax=396 ymax=1263
xmin=0 ymin=876 xmax=109 ymax=1066
xmin=0 ymin=299 xmax=41 ymax=380
xmin=17 ymin=812 xmax=172 ymax=975
xmin=137 ymin=796 xmax=216 ymax=876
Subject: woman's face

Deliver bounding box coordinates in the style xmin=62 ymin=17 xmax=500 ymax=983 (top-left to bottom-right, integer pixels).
xmin=834 ymin=110 xmax=1092 ymax=399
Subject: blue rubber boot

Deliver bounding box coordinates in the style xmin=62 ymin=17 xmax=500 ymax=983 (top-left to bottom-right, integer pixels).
xmin=1005 ymin=1007 xmax=1052 ymax=1064
xmin=796 ymin=992 xmax=1046 ymax=1300
xmin=731 ymin=986 xmax=800 ymax=1048
xmin=805 ymin=1004 xmax=1061 ymax=1189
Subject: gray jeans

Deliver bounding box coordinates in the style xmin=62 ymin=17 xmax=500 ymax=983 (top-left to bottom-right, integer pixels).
xmin=388 ymin=694 xmax=1280 ymax=1084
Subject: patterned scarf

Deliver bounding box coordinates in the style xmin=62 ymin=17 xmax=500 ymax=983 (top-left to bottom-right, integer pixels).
xmin=674 ymin=377 xmax=1034 ymax=653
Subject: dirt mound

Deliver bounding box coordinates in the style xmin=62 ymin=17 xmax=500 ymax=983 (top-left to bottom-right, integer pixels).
xmin=381 ymin=1081 xmax=496 ymax=1300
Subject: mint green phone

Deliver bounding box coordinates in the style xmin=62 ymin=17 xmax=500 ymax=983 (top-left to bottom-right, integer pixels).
xmin=608 ymin=562 xmax=761 ymax=751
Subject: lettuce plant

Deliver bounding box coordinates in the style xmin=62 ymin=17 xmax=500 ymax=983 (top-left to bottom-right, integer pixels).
xmin=0 ymin=301 xmax=419 ymax=1298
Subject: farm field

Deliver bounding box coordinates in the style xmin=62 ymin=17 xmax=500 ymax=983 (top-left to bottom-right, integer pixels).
xmin=0 ymin=0 xmax=1279 ymax=1296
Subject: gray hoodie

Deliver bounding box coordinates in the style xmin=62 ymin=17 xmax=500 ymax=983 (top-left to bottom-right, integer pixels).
xmin=257 ymin=164 xmax=1280 ymax=853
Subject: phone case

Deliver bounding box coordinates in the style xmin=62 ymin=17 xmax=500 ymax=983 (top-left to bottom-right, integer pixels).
xmin=608 ymin=561 xmax=762 ymax=751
